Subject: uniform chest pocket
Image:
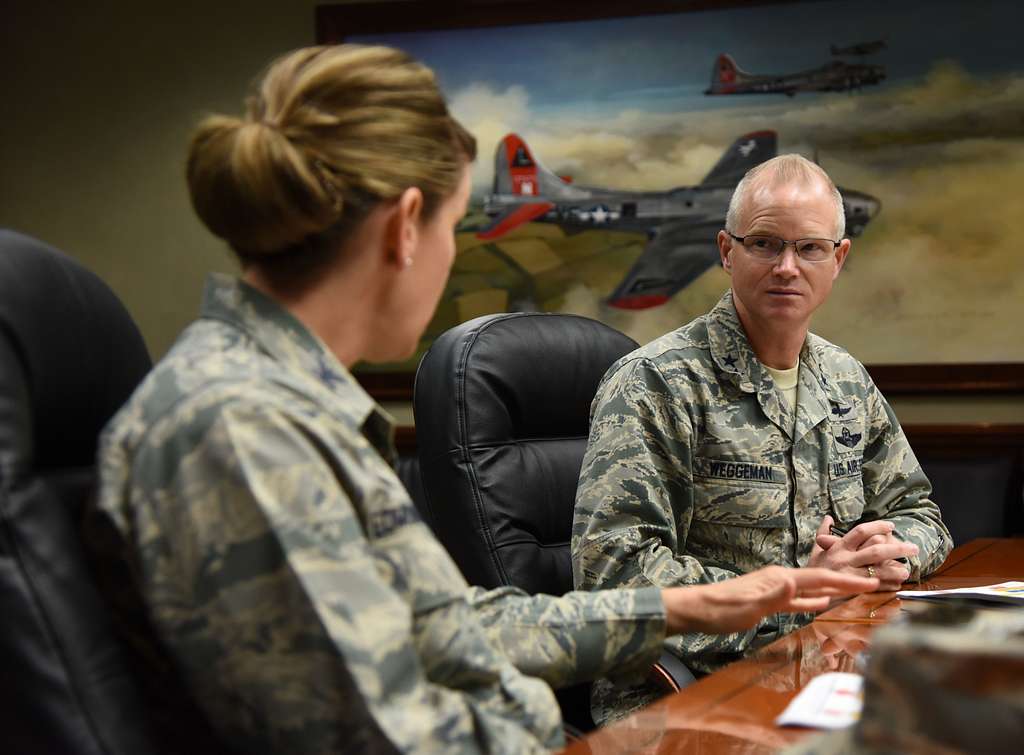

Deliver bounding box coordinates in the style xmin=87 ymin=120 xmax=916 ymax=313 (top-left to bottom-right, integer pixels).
xmin=828 ymin=468 xmax=865 ymax=526
xmin=692 ymin=457 xmax=790 ymax=528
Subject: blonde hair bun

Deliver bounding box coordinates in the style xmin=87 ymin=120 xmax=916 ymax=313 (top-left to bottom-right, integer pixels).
xmin=187 ymin=113 xmax=340 ymax=256
xmin=186 ymin=45 xmax=476 ymax=263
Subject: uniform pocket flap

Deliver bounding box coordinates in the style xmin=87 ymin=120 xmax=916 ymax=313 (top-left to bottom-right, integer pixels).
xmin=692 ymin=479 xmax=790 ymax=528
xmin=828 ymin=470 xmax=865 ymax=524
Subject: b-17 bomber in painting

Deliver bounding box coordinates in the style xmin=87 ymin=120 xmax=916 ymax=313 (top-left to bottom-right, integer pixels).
xmin=705 ymin=52 xmax=886 ymax=97
xmin=478 ymin=131 xmax=880 ymax=309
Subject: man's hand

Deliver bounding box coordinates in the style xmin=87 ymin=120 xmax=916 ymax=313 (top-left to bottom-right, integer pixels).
xmin=808 ymin=515 xmax=918 ymax=591
xmin=811 ymin=621 xmax=872 ymax=672
xmin=660 ymin=566 xmax=878 ymax=636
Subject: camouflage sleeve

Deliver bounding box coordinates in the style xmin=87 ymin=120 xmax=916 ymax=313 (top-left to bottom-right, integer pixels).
xmin=571 ymin=358 xmax=776 ymax=669
xmin=126 ymin=399 xmax=558 ymax=754
xmin=860 ymin=378 xmax=953 ymax=577
xmin=466 ymin=585 xmax=666 ymax=688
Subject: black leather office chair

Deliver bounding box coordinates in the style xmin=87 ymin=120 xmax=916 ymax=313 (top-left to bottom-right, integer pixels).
xmin=0 ymin=231 xmax=219 ymax=754
xmin=918 ymin=452 xmax=1024 ymax=545
xmin=414 ymin=312 xmax=694 ymax=733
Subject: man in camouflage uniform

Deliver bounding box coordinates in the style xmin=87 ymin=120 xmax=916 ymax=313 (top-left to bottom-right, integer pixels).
xmin=572 ymin=155 xmax=951 ymax=704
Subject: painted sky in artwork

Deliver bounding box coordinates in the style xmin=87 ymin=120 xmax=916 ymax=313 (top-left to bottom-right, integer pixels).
xmin=351 ymin=0 xmax=1023 ymax=195
xmin=352 ymin=0 xmax=1024 ymax=363
xmin=354 ymin=0 xmax=1021 ymax=115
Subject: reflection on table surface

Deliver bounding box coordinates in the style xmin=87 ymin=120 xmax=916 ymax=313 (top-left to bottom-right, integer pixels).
xmin=562 ymin=538 xmax=1024 ymax=755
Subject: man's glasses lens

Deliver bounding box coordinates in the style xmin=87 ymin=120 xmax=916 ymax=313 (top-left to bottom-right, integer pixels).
xmin=741 ymin=235 xmax=835 ymax=262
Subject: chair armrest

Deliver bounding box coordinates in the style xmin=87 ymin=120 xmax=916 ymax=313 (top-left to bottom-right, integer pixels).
xmin=649 ymin=650 xmax=697 ymax=693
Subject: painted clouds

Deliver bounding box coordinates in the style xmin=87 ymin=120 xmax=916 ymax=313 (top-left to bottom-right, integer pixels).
xmin=449 ymin=63 xmax=1024 ymax=362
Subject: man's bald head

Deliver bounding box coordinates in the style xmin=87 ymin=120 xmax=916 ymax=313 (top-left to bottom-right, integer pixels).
xmin=726 ymin=154 xmax=846 ymax=240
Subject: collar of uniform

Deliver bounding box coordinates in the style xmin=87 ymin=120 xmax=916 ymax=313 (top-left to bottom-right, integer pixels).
xmin=797 ymin=336 xmax=851 ymax=436
xmin=361 ymin=406 xmax=398 ymax=465
xmin=707 ymin=290 xmax=767 ymax=395
xmin=710 ymin=290 xmax=822 ymax=440
xmin=199 ymin=273 xmax=384 ymax=432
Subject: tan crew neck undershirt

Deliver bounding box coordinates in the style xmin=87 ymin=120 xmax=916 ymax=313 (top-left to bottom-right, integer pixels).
xmin=764 ymin=362 xmax=799 ymax=428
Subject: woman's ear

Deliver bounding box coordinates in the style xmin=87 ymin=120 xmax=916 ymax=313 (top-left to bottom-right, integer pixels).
xmin=386 ymin=187 xmax=424 ymax=269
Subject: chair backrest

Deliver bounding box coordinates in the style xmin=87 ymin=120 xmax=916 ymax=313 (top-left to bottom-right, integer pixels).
xmin=918 ymin=452 xmax=1023 ymax=545
xmin=0 ymin=230 xmax=159 ymax=754
xmin=413 ymin=312 xmax=637 ymax=595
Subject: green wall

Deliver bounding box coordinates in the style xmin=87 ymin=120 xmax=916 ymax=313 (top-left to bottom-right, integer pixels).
xmin=1 ymin=0 xmax=323 ymax=358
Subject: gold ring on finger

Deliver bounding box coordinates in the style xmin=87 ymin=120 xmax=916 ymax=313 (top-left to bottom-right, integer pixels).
xmin=867 ymin=565 xmax=876 ymax=578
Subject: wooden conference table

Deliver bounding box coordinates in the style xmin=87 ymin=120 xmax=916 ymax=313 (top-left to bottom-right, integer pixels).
xmin=562 ymin=538 xmax=1023 ymax=755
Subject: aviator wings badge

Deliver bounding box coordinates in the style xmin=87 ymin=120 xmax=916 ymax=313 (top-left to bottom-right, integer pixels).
xmin=836 ymin=426 xmax=862 ymax=448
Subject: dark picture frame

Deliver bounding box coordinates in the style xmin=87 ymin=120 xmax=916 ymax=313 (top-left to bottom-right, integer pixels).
xmin=316 ymin=0 xmax=1024 ymax=401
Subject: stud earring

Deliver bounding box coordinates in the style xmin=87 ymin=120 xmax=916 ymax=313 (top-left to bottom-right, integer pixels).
xmin=403 ymin=257 xmax=413 ymax=268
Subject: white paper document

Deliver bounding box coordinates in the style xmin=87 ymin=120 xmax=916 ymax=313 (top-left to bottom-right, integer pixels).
xmin=897 ymin=580 xmax=1024 ymax=605
xmin=775 ymin=672 xmax=863 ymax=730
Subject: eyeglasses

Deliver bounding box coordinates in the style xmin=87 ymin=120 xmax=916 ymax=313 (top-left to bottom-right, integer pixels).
xmin=727 ymin=232 xmax=840 ymax=263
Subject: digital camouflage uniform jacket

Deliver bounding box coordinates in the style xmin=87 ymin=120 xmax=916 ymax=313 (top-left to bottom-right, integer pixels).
xmin=93 ymin=275 xmax=668 ymax=754
xmin=572 ymin=290 xmax=951 ymax=675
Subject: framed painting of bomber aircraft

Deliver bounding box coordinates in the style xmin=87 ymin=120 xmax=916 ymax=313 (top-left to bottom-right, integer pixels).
xmin=317 ymin=0 xmax=1024 ymax=398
